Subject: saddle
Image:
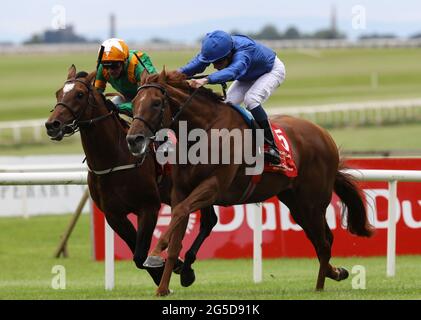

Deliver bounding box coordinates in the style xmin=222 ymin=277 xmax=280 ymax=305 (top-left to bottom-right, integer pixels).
xmin=228 ymin=103 xmax=297 ymax=177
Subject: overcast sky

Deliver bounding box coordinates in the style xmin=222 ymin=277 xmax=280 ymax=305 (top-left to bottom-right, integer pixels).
xmin=1 ymin=0 xmax=421 ymax=43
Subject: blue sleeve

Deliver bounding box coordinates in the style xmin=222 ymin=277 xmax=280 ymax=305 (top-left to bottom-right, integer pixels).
xmin=179 ymin=54 xmax=210 ymax=76
xmin=207 ymin=50 xmax=252 ymax=84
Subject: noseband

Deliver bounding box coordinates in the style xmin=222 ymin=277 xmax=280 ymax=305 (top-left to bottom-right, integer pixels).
xmin=133 ymin=83 xmax=201 ymax=139
xmin=52 ymin=78 xmax=113 ymax=136
xmin=133 ymin=83 xmax=169 ymax=137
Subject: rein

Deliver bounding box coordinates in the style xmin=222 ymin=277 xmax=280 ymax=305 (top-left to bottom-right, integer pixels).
xmin=52 ymin=76 xmax=143 ymax=175
xmin=134 ymin=77 xmax=225 ymax=138
xmin=52 ymin=78 xmax=114 ymax=136
xmin=134 ymin=83 xmax=201 ymax=137
xmin=187 ymin=74 xmax=227 ymax=99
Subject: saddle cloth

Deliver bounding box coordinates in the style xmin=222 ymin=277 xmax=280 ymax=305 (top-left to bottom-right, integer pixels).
xmin=264 ymin=122 xmax=297 ymax=177
xmin=229 ymin=104 xmax=297 ymax=177
xmin=153 ymin=107 xmax=298 ymax=180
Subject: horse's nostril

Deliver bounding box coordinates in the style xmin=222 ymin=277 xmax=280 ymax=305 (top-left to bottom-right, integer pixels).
xmin=127 ymin=136 xmax=135 ymax=146
xmin=52 ymin=120 xmax=61 ymax=129
xmin=135 ymin=135 xmax=144 ymax=144
xmin=45 ymin=120 xmax=62 ymax=130
xmin=127 ymin=134 xmax=144 ymax=146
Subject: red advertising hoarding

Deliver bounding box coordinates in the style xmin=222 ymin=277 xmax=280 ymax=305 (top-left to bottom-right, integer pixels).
xmin=92 ymin=158 xmax=421 ymax=260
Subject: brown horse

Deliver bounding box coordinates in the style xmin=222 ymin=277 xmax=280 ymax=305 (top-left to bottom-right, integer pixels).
xmin=45 ymin=65 xmax=217 ymax=287
xmin=127 ymin=69 xmax=374 ymax=296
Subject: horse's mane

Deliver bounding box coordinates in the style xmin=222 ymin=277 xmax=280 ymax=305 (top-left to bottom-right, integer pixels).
xmin=76 ymin=71 xmax=89 ymax=79
xmin=145 ymin=71 xmax=224 ymax=103
xmin=77 ymin=70 xmax=130 ymax=131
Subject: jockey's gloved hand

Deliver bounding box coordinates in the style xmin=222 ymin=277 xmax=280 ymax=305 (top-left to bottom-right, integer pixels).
xmin=118 ymin=102 xmax=134 ymax=117
xmin=105 ymin=99 xmax=119 ymax=112
xmin=119 ymin=109 xmax=133 ymax=117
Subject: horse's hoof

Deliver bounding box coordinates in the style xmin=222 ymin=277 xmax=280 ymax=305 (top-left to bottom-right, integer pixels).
xmin=180 ymin=268 xmax=196 ymax=287
xmin=145 ymin=266 xmax=164 ymax=286
xmin=156 ymin=288 xmax=173 ymax=297
xmin=143 ymin=256 xmax=164 ymax=268
xmin=336 ymin=267 xmax=349 ymax=281
xmin=173 ymin=258 xmax=184 ymax=274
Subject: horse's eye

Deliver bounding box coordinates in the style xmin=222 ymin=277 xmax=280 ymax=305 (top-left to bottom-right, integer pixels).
xmin=77 ymin=92 xmax=84 ymax=99
xmin=152 ymin=100 xmax=162 ymax=108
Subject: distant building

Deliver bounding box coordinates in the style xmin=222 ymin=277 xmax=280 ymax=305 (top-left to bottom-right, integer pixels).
xmin=109 ymin=14 xmax=116 ymax=38
xmin=330 ymin=5 xmax=337 ymax=34
xmin=24 ymin=25 xmax=93 ymax=44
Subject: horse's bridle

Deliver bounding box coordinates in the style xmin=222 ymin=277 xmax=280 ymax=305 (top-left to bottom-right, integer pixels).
xmin=133 ymin=83 xmax=201 ymax=139
xmin=52 ymin=78 xmax=114 ymax=136
xmin=133 ymin=83 xmax=169 ymax=137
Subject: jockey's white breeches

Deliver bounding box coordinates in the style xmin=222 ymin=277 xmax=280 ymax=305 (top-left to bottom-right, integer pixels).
xmin=225 ymin=56 xmax=286 ymax=110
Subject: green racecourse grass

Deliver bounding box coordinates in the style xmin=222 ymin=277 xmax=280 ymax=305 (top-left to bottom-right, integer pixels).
xmin=1 ymin=48 xmax=421 ymax=156
xmin=1 ymin=48 xmax=421 ymax=155
xmin=1 ymin=48 xmax=421 ymax=121
xmin=2 ymin=123 xmax=421 ymax=157
xmin=0 ymin=214 xmax=420 ymax=300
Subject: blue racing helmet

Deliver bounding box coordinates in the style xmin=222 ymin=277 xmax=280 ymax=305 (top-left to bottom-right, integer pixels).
xmin=198 ymin=30 xmax=234 ymax=63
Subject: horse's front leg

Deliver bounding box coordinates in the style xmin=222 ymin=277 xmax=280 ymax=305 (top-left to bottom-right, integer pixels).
xmin=180 ymin=206 xmax=218 ymax=287
xmin=156 ymin=177 xmax=221 ymax=296
xmin=132 ymin=205 xmax=161 ymax=285
xmin=149 ymin=234 xmax=169 ymax=258
xmin=146 ymin=233 xmax=185 ymax=274
xmin=144 ymin=220 xmax=184 ymax=274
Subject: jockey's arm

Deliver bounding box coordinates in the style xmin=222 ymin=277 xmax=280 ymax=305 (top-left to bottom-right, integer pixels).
xmin=94 ymin=64 xmax=107 ymax=92
xmin=134 ymin=52 xmax=157 ymax=79
xmin=179 ymin=54 xmax=209 ymax=77
xmin=207 ymin=50 xmax=252 ymax=84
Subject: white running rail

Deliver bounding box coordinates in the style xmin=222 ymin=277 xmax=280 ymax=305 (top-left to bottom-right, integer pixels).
xmin=1 ymin=168 xmax=421 ymax=289
xmin=253 ymin=169 xmax=421 ymax=281
xmin=2 ymin=98 xmax=421 ymax=144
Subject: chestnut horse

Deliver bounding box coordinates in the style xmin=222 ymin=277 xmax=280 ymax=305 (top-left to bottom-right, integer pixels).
xmin=45 ymin=65 xmax=217 ymax=287
xmin=127 ymin=69 xmax=374 ymax=296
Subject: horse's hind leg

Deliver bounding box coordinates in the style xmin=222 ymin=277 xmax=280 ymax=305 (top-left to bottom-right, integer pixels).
xmin=180 ymin=206 xmax=218 ymax=287
xmin=310 ymin=212 xmax=334 ymax=290
xmin=278 ymin=190 xmax=337 ymax=290
xmin=324 ymin=224 xmax=349 ymax=281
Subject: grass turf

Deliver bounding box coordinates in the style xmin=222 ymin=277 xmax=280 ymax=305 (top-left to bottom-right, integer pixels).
xmin=1 ymin=48 xmax=421 ymax=156
xmin=0 ymin=214 xmax=420 ymax=300
xmin=1 ymin=48 xmax=421 ymax=121
xmin=2 ymin=122 xmax=421 ymax=156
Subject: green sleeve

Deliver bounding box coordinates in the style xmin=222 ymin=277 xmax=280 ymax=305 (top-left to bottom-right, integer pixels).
xmin=134 ymin=53 xmax=157 ymax=82
xmin=118 ymin=102 xmax=133 ymax=115
xmin=94 ymin=65 xmax=107 ymax=92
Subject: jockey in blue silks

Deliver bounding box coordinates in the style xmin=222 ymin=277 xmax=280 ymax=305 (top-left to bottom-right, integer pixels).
xmin=179 ymin=30 xmax=286 ymax=164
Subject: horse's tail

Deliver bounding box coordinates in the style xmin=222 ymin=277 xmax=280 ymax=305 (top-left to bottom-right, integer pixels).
xmin=334 ymin=163 xmax=374 ymax=237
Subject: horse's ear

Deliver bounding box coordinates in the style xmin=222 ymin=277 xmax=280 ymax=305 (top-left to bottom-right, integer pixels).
xmin=67 ymin=64 xmax=76 ymax=79
xmin=158 ymin=66 xmax=167 ymax=83
xmin=140 ymin=68 xmax=149 ymax=85
xmin=86 ymin=71 xmax=97 ymax=84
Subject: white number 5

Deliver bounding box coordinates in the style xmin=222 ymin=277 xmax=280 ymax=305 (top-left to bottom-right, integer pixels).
xmin=274 ymin=129 xmax=290 ymax=152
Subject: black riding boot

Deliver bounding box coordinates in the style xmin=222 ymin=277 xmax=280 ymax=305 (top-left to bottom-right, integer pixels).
xmin=257 ymin=119 xmax=281 ymax=165
xmin=250 ymin=105 xmax=281 ymax=165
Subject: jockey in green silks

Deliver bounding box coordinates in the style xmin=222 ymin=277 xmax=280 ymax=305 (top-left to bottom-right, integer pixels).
xmin=94 ymin=38 xmax=157 ymax=116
